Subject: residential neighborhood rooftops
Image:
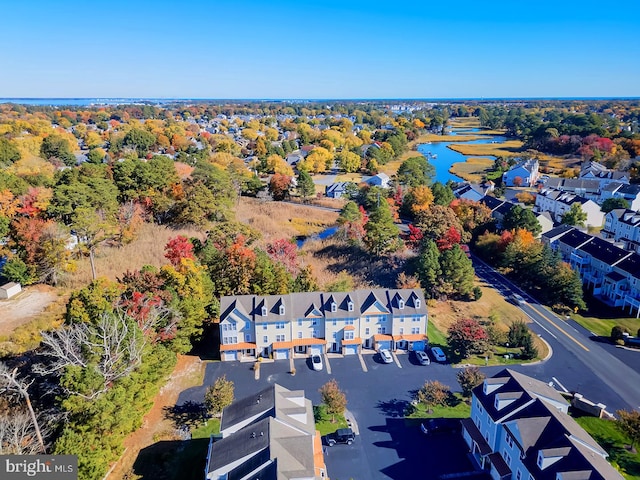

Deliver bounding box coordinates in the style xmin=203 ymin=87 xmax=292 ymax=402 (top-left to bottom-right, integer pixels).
xmin=579 ymin=236 xmax=631 ymax=265
xmin=554 ymin=228 xmax=593 ymax=249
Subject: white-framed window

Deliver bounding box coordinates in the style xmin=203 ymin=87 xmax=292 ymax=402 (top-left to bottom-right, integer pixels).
xmin=279 ymin=305 xmax=285 ymax=315
xmin=298 ymin=332 xmax=302 ymax=339
xmin=516 ymin=470 xmax=522 ymax=480
xmin=411 ymin=327 xmax=419 ymax=334
xmin=502 ymin=450 xmax=511 ymax=467
xmin=528 ymin=475 xmax=534 ymax=480
xmin=505 ymin=432 xmax=514 ymax=449
xmin=345 ymin=319 xmax=354 ymax=325
xmin=261 ymin=306 xmax=267 ymax=316
xmin=415 ymin=299 xmax=421 ymax=308
xmin=333 ymin=319 xmax=337 ymax=326
xmin=263 ymin=336 xmax=268 ymax=343
xmin=332 ymin=332 xmax=337 ymax=339
xmin=298 ymin=319 xmax=303 ymax=326
xmin=399 ymin=317 xmax=405 ymax=323
xmin=399 ymin=299 xmax=405 ymax=309
xmin=345 ymin=331 xmax=354 ymax=340
xmin=222 ymin=324 xmax=228 ymax=331
xmin=231 ymin=336 xmax=237 ymax=343
xmin=475 ymin=415 xmax=480 ymax=428
xmin=313 ymin=330 xmax=319 ymax=338
xmin=263 ymin=324 xmax=267 ymax=330
xmin=348 ymin=301 xmax=354 ymax=312
xmin=537 ymin=451 xmax=543 ymax=469
xmin=276 ymin=334 xmax=285 ymax=342
xmin=399 ymin=328 xmax=404 ymax=335
xmin=331 ymin=302 xmax=337 ymax=312
xmin=413 ymin=316 xmax=420 ymax=322
xmin=377 ymin=326 xmax=386 ymax=334
xmin=366 ymin=316 xmax=370 ymax=323
xmin=245 ymin=334 xmax=251 ymax=342
xmin=276 ymin=322 xmax=285 ymax=329
xmin=365 ymin=328 xmax=370 ymax=335
xmin=312 ymin=319 xmax=317 ymax=326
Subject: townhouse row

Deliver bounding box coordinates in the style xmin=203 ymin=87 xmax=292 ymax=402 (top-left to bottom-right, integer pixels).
xmin=542 ymin=225 xmax=640 ymax=317
xmin=218 ymin=288 xmax=428 ymax=361
xmin=463 ymin=369 xmax=623 ymax=480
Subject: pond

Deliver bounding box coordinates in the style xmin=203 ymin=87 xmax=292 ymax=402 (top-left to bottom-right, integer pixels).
xmin=417 ymin=129 xmax=506 ymax=184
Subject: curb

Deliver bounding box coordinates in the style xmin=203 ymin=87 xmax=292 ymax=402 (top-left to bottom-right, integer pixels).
xmin=357 ymin=352 xmax=368 ymax=373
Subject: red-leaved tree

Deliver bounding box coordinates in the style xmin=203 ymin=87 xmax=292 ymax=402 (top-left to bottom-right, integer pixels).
xmin=266 ymin=238 xmax=299 ymax=274
xmin=164 ymin=235 xmax=195 ymax=267
xmin=447 ymin=318 xmax=489 ymax=358
xmin=436 ymin=226 xmax=462 ymax=252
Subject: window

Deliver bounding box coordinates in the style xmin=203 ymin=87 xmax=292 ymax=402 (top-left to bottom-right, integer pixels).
xmin=263 ymin=324 xmax=267 ymax=330
xmin=502 ymin=450 xmax=511 ymax=467
xmin=345 ymin=331 xmax=354 ymax=340
xmin=399 ymin=328 xmax=404 ymax=335
xmin=313 ymin=330 xmax=319 ymax=338
xmin=411 ymin=327 xmax=419 ymax=334
xmin=415 ymin=299 xmax=421 ymax=308
xmin=475 ymin=416 xmax=480 ymax=428
xmin=505 ymin=433 xmax=514 ymax=449
xmin=331 ymin=302 xmax=337 ymax=312
xmin=333 ymin=319 xmax=337 ymax=326
xmin=261 ymin=306 xmax=267 ymax=316
xmin=377 ymin=326 xmax=386 ymax=334
xmin=332 ymin=332 xmax=337 ymax=339
xmin=298 ymin=332 xmax=302 ymax=339
xmin=279 ymin=305 xmax=285 ymax=315
xmin=276 ymin=334 xmax=285 ymax=342
xmin=399 ymin=300 xmax=405 ymax=309
xmin=345 ymin=319 xmax=354 ymax=325
xmin=400 ymin=317 xmax=404 ymax=323
xmin=298 ymin=319 xmax=302 ymax=326
xmin=365 ymin=328 xmax=370 ymax=335
xmin=276 ymin=322 xmax=285 ymax=329
xmin=222 ymin=324 xmax=228 ymax=331
xmin=231 ymin=336 xmax=237 ymax=343
xmin=413 ymin=316 xmax=420 ymax=322
xmin=537 ymin=452 xmax=543 ymax=469
xmin=366 ymin=316 xmax=370 ymax=323
xmin=245 ymin=334 xmax=251 ymax=342
xmin=263 ymin=336 xmax=268 ymax=343
xmin=516 ymin=470 xmax=522 ymax=480
xmin=348 ymin=301 xmax=354 ymax=312
xmin=312 ymin=319 xmax=317 ymax=326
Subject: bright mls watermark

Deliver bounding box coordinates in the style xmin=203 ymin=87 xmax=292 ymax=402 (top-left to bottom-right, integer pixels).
xmin=1 ymin=456 xmax=77 ymax=479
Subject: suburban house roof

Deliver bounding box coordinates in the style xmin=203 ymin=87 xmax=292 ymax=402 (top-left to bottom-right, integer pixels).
xmin=541 ymin=224 xmax=574 ymax=243
xmin=556 ymin=229 xmax=594 ymax=249
xmin=480 ymin=195 xmax=506 ymax=211
xmin=578 ymin=236 xmax=631 ymax=266
xmin=614 ymin=253 xmax=640 ymax=279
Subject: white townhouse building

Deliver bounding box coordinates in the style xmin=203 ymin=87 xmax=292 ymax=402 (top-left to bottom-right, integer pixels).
xmin=218 ymin=288 xmax=428 ymax=361
xmin=602 ymin=208 xmax=640 ymax=253
xmin=580 ymin=160 xmax=630 ymax=188
xmin=534 ymin=188 xmax=604 ymax=228
xmin=461 ymin=369 xmax=623 ymax=480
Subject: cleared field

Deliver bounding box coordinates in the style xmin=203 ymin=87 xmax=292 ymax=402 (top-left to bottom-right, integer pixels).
xmin=449 ymin=157 xmax=495 ymax=183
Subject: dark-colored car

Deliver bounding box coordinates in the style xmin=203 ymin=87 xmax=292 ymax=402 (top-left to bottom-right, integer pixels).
xmin=325 ymin=428 xmax=356 ymax=446
xmin=420 ymin=418 xmax=461 ymax=436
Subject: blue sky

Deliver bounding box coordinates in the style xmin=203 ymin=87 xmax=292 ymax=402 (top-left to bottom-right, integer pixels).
xmin=1 ymin=0 xmax=638 ymax=99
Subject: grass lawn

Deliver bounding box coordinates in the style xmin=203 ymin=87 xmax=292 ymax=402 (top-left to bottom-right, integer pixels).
xmin=574 ymin=415 xmax=640 ymax=479
xmin=449 ymin=156 xmax=495 ymax=183
xmin=570 ymin=313 xmax=639 ymax=339
xmin=191 ymin=418 xmax=221 ymax=439
xmin=313 ymin=405 xmax=348 ymax=436
xmin=406 ymin=393 xmax=471 ymax=419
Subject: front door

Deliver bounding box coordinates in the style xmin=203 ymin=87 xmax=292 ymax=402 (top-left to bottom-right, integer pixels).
xmin=332 ymin=342 xmax=337 ymax=352
xmin=262 ymin=347 xmax=269 ymax=357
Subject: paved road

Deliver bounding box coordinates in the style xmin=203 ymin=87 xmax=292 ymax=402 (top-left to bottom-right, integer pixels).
xmin=473 ymin=255 xmax=640 ymax=412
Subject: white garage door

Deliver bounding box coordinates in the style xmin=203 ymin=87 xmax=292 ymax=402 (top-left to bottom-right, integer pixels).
xmin=275 ymin=349 xmax=289 ymax=360
xmin=223 ymin=351 xmax=237 ymax=361
xmin=343 ymin=345 xmax=358 ymax=356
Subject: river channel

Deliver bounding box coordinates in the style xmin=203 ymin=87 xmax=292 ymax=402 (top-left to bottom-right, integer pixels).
xmin=417 ymin=128 xmax=506 ymax=184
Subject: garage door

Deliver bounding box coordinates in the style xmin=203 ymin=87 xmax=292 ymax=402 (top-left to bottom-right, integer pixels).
xmin=223 ymin=351 xmax=237 ymax=361
xmin=377 ymin=340 xmax=391 ymax=350
xmin=343 ymin=345 xmax=358 ymax=356
xmin=309 ymin=346 xmax=323 ymax=355
xmin=274 ymin=349 xmax=289 ymax=360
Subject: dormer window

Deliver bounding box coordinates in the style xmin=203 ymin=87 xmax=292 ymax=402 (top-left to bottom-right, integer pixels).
xmin=399 ymin=299 xmax=405 ymax=309
xmin=261 ymin=305 xmax=267 ymax=316
xmin=415 ymin=299 xmax=421 ymax=308
xmin=331 ymin=302 xmax=337 ymax=312
xmin=537 ymin=451 xmax=543 ymax=469
xmin=347 ymin=301 xmax=354 ymax=312
xmin=279 ymin=304 xmax=285 ymax=315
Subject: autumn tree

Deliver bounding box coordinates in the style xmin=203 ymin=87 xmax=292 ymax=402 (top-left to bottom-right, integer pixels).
xmin=165 ymin=235 xmax=195 ymax=267
xmin=0 ymin=138 xmax=21 ymax=166
xmin=457 ymin=366 xmax=486 ymax=397
xmin=204 ymin=375 xmax=235 ymax=417
xmin=337 ymin=150 xmax=361 ymax=173
xmin=416 ymin=204 xmax=465 ymax=242
xmin=416 ymin=380 xmax=450 ymax=408
xmin=561 ymin=203 xmax=587 ymax=227
xmin=269 ymin=174 xmax=292 ymax=201
xmin=41 ymin=134 xmax=76 ymax=166
xmin=616 ymin=409 xmax=640 ymax=452
xmin=447 ymin=318 xmax=489 ymax=358
xmin=403 ymin=185 xmax=434 ymax=219
xmin=436 ymin=226 xmax=462 ymax=252
xmin=124 ymin=128 xmax=156 ymax=156
xmin=319 ymin=379 xmax=347 ymax=422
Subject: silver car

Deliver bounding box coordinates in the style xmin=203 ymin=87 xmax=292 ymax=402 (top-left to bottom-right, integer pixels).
xmin=414 ymin=350 xmax=430 ymax=365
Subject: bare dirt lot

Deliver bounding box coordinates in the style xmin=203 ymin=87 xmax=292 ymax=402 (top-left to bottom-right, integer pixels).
xmin=0 ymin=285 xmax=59 ymax=336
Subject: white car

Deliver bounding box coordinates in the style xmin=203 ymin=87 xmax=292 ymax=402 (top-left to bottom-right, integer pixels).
xmin=379 ymin=349 xmax=393 ymax=364
xmin=510 ymin=293 xmax=526 ymax=305
xmin=311 ymin=354 xmax=323 ymax=371
xmin=430 ymin=346 xmax=447 ymax=363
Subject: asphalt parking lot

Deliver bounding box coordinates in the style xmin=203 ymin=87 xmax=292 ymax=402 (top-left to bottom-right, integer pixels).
xmin=179 ymin=352 xmax=475 ymax=480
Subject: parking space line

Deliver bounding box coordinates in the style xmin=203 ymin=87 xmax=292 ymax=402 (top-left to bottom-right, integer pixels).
xmin=324 ymin=353 xmax=332 ymax=374
xmin=357 ymin=352 xmax=368 ymax=372
xmin=392 ymin=352 xmax=402 ymax=368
